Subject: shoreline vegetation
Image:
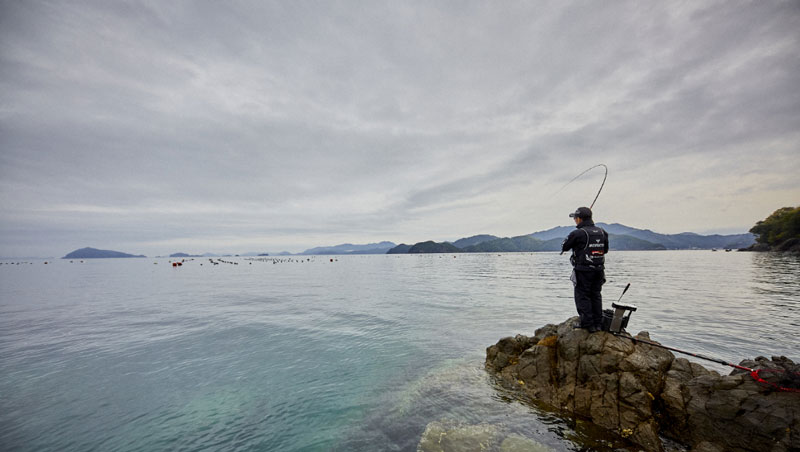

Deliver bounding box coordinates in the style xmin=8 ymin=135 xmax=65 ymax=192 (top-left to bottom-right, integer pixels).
xmin=742 ymin=206 xmax=800 ymax=253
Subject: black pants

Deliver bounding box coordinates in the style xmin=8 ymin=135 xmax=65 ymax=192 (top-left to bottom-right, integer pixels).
xmin=573 ymin=270 xmax=604 ymax=328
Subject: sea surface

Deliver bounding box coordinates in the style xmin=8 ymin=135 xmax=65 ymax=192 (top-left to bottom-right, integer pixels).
xmin=1 ymin=251 xmax=798 ymax=451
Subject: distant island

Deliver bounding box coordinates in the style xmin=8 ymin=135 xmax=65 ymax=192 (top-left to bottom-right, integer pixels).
xmin=63 ymin=247 xmax=146 ymax=259
xmin=405 ymin=241 xmax=462 ymax=254
xmin=299 ymin=241 xmax=397 ymax=255
xmin=744 ymin=206 xmax=800 ymax=252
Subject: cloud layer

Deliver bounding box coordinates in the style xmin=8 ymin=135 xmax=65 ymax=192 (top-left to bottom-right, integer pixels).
xmin=2 ymin=1 xmax=799 ymax=256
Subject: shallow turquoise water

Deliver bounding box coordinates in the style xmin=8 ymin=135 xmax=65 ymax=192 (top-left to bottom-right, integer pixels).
xmin=1 ymin=251 xmax=798 ymax=451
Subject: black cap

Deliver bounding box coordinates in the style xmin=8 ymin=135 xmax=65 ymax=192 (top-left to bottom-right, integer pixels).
xmin=569 ymin=207 xmax=592 ymax=219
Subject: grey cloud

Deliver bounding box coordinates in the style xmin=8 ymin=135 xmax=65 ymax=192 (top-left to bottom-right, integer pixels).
xmin=1 ymin=1 xmax=798 ymax=256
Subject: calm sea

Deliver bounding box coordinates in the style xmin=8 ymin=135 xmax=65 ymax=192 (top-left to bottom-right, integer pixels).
xmin=1 ymin=251 xmax=798 ymax=451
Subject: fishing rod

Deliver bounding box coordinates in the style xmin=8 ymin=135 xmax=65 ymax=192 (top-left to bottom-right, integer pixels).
xmin=609 ymin=284 xmax=748 ymax=371
xmin=616 ymin=283 xmax=630 ymax=303
xmin=605 ymin=284 xmax=800 ymax=392
xmin=556 ymin=164 xmax=608 ymax=258
xmin=612 ymin=328 xmax=799 ymax=393
xmin=614 ymin=332 xmax=753 ymax=372
xmin=554 ymin=163 xmax=608 ymax=209
xmin=613 ymin=331 xmax=800 ymax=392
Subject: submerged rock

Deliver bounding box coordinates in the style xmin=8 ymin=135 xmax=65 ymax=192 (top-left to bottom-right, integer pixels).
xmin=485 ymin=317 xmax=800 ymax=452
xmin=417 ymin=420 xmax=553 ymax=452
xmin=417 ymin=421 xmax=499 ymax=452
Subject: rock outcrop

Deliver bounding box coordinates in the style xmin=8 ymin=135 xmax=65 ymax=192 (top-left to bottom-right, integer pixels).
xmin=741 ymin=237 xmax=800 ymax=253
xmin=485 ymin=318 xmax=799 ymax=452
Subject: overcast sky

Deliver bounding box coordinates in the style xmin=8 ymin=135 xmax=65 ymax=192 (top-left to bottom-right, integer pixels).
xmin=1 ymin=1 xmax=799 ymax=257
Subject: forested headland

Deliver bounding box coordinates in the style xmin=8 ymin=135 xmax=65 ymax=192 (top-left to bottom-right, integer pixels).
xmin=746 ymin=206 xmax=800 ymax=252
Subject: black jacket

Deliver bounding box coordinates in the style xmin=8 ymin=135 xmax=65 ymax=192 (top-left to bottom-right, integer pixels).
xmin=562 ymin=220 xmax=609 ymax=271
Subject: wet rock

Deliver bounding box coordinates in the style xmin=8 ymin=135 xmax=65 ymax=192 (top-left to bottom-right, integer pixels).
xmin=485 ymin=317 xmax=800 ymax=452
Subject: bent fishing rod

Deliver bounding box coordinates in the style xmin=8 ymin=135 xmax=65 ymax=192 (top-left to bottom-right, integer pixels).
xmin=556 ymin=163 xmax=608 ymax=256
xmin=554 ymin=163 xmax=608 ymax=209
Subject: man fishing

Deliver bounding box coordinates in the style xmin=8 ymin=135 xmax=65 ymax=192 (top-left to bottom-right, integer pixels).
xmin=562 ymin=207 xmax=609 ymax=332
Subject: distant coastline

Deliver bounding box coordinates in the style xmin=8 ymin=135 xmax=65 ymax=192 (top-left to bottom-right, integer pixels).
xmin=53 ymin=222 xmax=759 ymax=259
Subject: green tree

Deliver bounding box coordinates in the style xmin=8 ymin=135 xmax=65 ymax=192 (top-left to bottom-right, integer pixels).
xmin=749 ymin=206 xmax=800 ymax=246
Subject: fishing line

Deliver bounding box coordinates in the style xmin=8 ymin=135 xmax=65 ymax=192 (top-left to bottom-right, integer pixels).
xmin=553 ymin=163 xmax=608 ymax=209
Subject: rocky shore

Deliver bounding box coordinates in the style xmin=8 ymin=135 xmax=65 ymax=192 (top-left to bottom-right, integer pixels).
xmin=740 ymin=238 xmax=800 ymax=252
xmin=485 ymin=318 xmax=799 ymax=452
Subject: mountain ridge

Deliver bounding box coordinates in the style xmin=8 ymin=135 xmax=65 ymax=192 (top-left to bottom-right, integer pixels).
xmin=388 ymin=223 xmax=754 ymax=254
xmin=58 ymin=224 xmax=754 ymax=258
